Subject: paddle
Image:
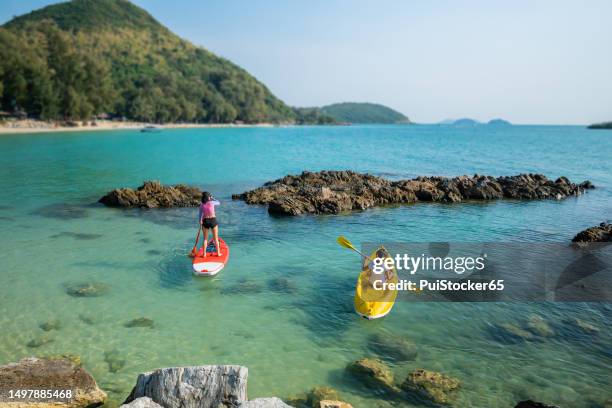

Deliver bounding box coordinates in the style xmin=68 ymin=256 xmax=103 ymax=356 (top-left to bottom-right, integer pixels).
xmin=189 ymin=225 xmax=202 ymax=257
xmin=336 ymin=235 xmax=367 ymax=259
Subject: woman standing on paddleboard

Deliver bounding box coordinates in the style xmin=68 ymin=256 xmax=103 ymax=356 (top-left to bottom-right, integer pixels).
xmin=199 ymin=192 xmax=222 ymax=257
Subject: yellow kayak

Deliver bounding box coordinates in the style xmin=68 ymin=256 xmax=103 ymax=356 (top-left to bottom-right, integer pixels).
xmin=354 ymin=246 xmax=398 ymax=319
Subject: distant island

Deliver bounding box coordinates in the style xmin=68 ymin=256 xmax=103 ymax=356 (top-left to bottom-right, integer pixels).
xmin=587 ymin=121 xmax=612 ymax=129
xmin=487 ymin=118 xmax=512 ymax=126
xmin=439 ymin=118 xmax=512 ymax=126
xmin=0 ymin=0 xmax=409 ymax=127
xmin=292 ymin=102 xmax=409 ymax=125
xmin=320 ymin=102 xmax=409 ymax=124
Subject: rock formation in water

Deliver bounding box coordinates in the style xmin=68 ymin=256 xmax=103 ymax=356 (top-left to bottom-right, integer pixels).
xmin=123 ymin=365 xmax=291 ymax=408
xmin=401 ymin=369 xmax=460 ymax=405
xmin=232 ymin=170 xmax=594 ymax=216
xmin=572 ymin=222 xmax=611 ymax=243
xmin=0 ymin=357 xmax=106 ymax=408
xmin=345 ymin=358 xmax=397 ymax=392
xmin=99 ymin=181 xmax=201 ymax=208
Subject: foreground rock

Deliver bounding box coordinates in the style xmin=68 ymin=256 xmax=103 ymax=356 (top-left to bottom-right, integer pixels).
xmin=572 ymin=222 xmax=611 ymax=244
xmin=232 ymin=171 xmax=594 ymax=215
xmin=401 ymin=369 xmax=460 ymax=405
xmin=124 ymin=365 xmax=254 ymax=408
xmin=99 ymin=181 xmax=202 ymax=208
xmin=0 ymin=357 xmax=106 ymax=408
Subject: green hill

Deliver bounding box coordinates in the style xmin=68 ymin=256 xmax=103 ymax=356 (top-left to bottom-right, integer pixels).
xmin=0 ymin=0 xmax=294 ymax=123
xmin=320 ymin=102 xmax=409 ymax=124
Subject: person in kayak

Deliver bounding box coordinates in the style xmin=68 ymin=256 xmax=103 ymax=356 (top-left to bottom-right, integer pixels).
xmin=199 ymin=192 xmax=222 ymax=257
xmin=363 ymin=248 xmax=394 ymax=288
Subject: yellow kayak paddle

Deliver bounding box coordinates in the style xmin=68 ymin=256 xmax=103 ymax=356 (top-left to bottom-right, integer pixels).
xmin=336 ymin=236 xmax=367 ymax=258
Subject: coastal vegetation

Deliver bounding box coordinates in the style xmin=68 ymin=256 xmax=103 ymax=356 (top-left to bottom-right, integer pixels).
xmin=0 ymin=0 xmax=410 ymax=127
xmin=0 ymin=0 xmax=294 ymax=124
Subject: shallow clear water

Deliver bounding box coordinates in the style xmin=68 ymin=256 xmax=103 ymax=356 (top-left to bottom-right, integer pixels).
xmin=0 ymin=125 xmax=610 ymax=407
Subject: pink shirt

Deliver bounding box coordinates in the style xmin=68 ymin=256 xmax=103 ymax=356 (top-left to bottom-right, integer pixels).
xmin=199 ymin=200 xmax=220 ymax=220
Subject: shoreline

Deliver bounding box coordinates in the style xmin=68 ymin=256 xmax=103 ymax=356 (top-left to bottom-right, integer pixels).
xmin=0 ymin=119 xmax=278 ymax=135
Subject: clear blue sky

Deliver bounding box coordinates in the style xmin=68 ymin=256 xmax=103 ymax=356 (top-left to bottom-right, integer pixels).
xmin=2 ymin=0 xmax=611 ymax=124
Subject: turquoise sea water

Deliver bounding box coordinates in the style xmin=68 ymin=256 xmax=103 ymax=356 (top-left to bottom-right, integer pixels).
xmin=0 ymin=125 xmax=610 ymax=407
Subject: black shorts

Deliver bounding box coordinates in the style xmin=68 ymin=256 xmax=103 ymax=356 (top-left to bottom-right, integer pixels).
xmin=201 ymin=217 xmax=218 ymax=228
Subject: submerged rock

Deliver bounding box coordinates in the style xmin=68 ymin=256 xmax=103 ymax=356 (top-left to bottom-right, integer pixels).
xmin=99 ymin=181 xmax=202 ymax=208
xmin=123 ymin=365 xmax=248 ymax=408
xmin=515 ymin=400 xmax=560 ymax=408
xmin=565 ymin=317 xmax=600 ymax=335
xmin=401 ymin=369 xmax=460 ymax=405
xmin=40 ymin=318 xmax=62 ymax=331
xmin=308 ymin=387 xmax=339 ymax=407
xmin=124 ymin=317 xmax=155 ymax=329
xmin=317 ymin=401 xmax=353 ymax=408
xmin=526 ymin=315 xmax=555 ymax=338
xmin=45 ymin=354 xmax=82 ymax=366
xmin=30 ymin=203 xmax=89 ymax=219
xmin=104 ymin=350 xmax=126 ymax=373
xmin=79 ymin=314 xmax=96 ymax=325
xmin=346 ymin=358 xmax=397 ymax=391
xmin=232 ymin=170 xmax=593 ymax=216
xmin=65 ymin=282 xmax=110 ymax=297
xmin=221 ymin=279 xmax=264 ymax=295
xmin=367 ymin=332 xmax=417 ymax=362
xmin=571 ymin=222 xmax=612 ymax=244
xmin=267 ymin=277 xmax=298 ymax=294
xmin=0 ymin=357 xmax=106 ymax=407
xmin=26 ymin=334 xmax=54 ymax=348
xmin=490 ymin=323 xmax=535 ymax=343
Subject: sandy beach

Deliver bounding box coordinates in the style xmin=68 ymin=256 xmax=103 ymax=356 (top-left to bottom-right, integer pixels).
xmin=0 ymin=119 xmax=278 ymax=134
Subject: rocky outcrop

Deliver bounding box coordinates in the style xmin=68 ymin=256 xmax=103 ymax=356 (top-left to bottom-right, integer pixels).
xmin=232 ymin=171 xmax=593 ymax=216
xmin=401 ymin=369 xmax=460 ymax=405
xmin=572 ymin=222 xmax=611 ymax=243
xmin=99 ymin=181 xmax=202 ymax=208
xmin=0 ymin=357 xmax=107 ymax=408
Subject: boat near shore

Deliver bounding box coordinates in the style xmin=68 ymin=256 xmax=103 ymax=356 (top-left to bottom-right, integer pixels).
xmin=140 ymin=125 xmax=163 ymax=133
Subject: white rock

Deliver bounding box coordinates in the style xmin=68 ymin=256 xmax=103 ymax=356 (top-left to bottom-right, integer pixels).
xmin=124 ymin=365 xmax=248 ymax=408
xmin=121 ymin=397 xmax=164 ymax=408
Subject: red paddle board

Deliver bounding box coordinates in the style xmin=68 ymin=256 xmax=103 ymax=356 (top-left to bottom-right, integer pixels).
xmin=192 ymin=238 xmax=229 ymax=276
